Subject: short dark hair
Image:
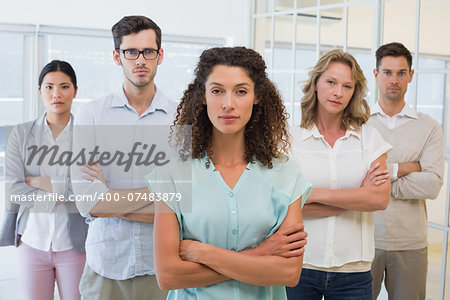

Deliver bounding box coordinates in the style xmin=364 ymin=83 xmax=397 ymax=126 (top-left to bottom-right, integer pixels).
xmin=111 ymin=15 xmax=162 ymax=50
xmin=376 ymin=42 xmax=412 ymax=70
xmin=38 ymin=60 xmax=77 ymax=88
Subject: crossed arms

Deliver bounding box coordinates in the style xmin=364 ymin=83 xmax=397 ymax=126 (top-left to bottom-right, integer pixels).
xmin=390 ymin=124 xmax=444 ymax=200
xmin=302 ymin=154 xmax=391 ymax=218
xmin=303 ymin=122 xmax=445 ymax=219
xmin=154 ymin=197 xmax=305 ymax=290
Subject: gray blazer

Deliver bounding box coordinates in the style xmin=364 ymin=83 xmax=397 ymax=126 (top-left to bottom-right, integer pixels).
xmin=0 ymin=114 xmax=88 ymax=252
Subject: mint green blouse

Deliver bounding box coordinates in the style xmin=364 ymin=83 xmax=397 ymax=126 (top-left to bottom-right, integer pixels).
xmin=145 ymin=156 xmax=311 ymax=300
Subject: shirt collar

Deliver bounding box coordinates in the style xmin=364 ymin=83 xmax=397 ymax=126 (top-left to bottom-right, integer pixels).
xmin=40 ymin=113 xmax=73 ymax=125
xmin=35 ymin=113 xmax=73 ymax=140
xmin=110 ymin=87 xmax=129 ymax=108
xmin=39 ymin=112 xmax=73 ymax=127
xmin=371 ymin=101 xmax=418 ymax=119
xmin=347 ymin=128 xmax=362 ymax=139
xmin=110 ymin=84 xmax=171 ymax=115
xmin=398 ymin=103 xmax=418 ymax=119
xmin=370 ymin=101 xmax=384 ymax=116
xmin=200 ymin=154 xmax=255 ymax=172
xmin=146 ymin=86 xmax=171 ymax=115
xmin=301 ymin=124 xmax=361 ymax=140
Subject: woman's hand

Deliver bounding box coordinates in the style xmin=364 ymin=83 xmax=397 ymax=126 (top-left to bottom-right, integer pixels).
xmin=179 ymin=223 xmax=308 ymax=264
xmin=179 ymin=240 xmax=209 ymax=263
xmin=361 ymin=162 xmax=389 ymax=187
xmin=25 ymin=176 xmax=52 ymax=192
xmin=255 ymin=223 xmax=307 ymax=258
xmin=82 ymin=162 xmax=106 ymax=185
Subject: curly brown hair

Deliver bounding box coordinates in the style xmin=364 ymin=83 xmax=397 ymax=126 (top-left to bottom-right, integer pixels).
xmin=172 ymin=46 xmax=289 ymax=168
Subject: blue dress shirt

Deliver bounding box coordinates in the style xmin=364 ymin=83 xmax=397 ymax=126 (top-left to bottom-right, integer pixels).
xmin=71 ymin=86 xmax=177 ymax=280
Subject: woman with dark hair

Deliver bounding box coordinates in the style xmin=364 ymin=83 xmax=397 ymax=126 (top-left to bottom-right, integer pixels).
xmin=287 ymin=49 xmax=392 ymax=299
xmin=0 ymin=60 xmax=88 ymax=300
xmin=145 ymin=46 xmax=311 ymax=299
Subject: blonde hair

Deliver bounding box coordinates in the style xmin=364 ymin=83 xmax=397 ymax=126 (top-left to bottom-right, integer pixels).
xmin=300 ymin=49 xmax=370 ymax=131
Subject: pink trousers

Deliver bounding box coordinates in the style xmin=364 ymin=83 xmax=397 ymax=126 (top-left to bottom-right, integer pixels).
xmin=17 ymin=242 xmax=86 ymax=300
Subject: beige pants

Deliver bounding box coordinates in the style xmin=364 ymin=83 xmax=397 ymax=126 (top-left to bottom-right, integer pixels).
xmin=371 ymin=247 xmax=427 ymax=300
xmin=79 ymin=263 xmax=168 ymax=300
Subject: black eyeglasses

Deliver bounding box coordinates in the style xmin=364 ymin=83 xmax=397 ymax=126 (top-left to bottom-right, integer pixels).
xmin=118 ymin=48 xmax=160 ymax=60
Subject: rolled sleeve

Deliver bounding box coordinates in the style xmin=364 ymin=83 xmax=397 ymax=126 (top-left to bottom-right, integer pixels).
xmin=389 ymin=163 xmax=399 ymax=181
xmin=71 ymin=179 xmax=108 ymax=218
xmin=391 ymin=122 xmax=444 ymax=200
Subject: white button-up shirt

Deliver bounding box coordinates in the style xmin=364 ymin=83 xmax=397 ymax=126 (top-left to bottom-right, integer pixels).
xmin=21 ymin=115 xmax=73 ymax=252
xmin=290 ymin=124 xmax=391 ymax=271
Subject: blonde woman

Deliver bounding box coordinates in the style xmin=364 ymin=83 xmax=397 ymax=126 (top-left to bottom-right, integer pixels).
xmin=288 ymin=49 xmax=391 ymax=299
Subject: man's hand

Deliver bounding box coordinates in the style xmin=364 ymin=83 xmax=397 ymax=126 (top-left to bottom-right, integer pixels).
xmin=397 ymin=162 xmax=421 ymax=178
xmin=82 ymin=162 xmax=106 ymax=185
xmin=25 ymin=176 xmax=53 ymax=193
xmin=361 ymin=162 xmax=389 ymax=187
xmin=255 ymin=223 xmax=307 ymax=258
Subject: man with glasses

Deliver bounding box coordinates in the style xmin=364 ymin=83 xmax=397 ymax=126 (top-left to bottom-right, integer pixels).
xmin=72 ymin=15 xmax=176 ymax=300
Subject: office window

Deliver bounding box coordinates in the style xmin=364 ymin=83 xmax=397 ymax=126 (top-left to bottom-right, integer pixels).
xmin=43 ymin=33 xmax=123 ymax=115
xmin=0 ymin=32 xmax=24 ymax=126
xmin=0 ymin=31 xmax=28 ymax=182
xmin=158 ymin=41 xmax=223 ymax=102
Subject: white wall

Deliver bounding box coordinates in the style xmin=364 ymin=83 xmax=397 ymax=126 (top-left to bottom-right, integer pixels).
xmin=0 ymin=0 xmax=250 ymax=46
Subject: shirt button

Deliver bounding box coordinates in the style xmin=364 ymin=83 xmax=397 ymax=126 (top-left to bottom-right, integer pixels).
xmin=232 ymin=229 xmax=237 ymax=235
xmin=228 ymin=191 xmax=234 ymax=197
xmin=231 ymin=209 xmax=237 ymax=215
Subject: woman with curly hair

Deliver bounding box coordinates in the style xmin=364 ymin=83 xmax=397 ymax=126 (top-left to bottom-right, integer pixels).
xmin=287 ymin=49 xmax=392 ymax=299
xmin=145 ymin=46 xmax=312 ymax=300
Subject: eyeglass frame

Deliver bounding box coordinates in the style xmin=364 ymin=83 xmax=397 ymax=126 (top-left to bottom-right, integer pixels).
xmin=117 ymin=48 xmax=160 ymax=60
